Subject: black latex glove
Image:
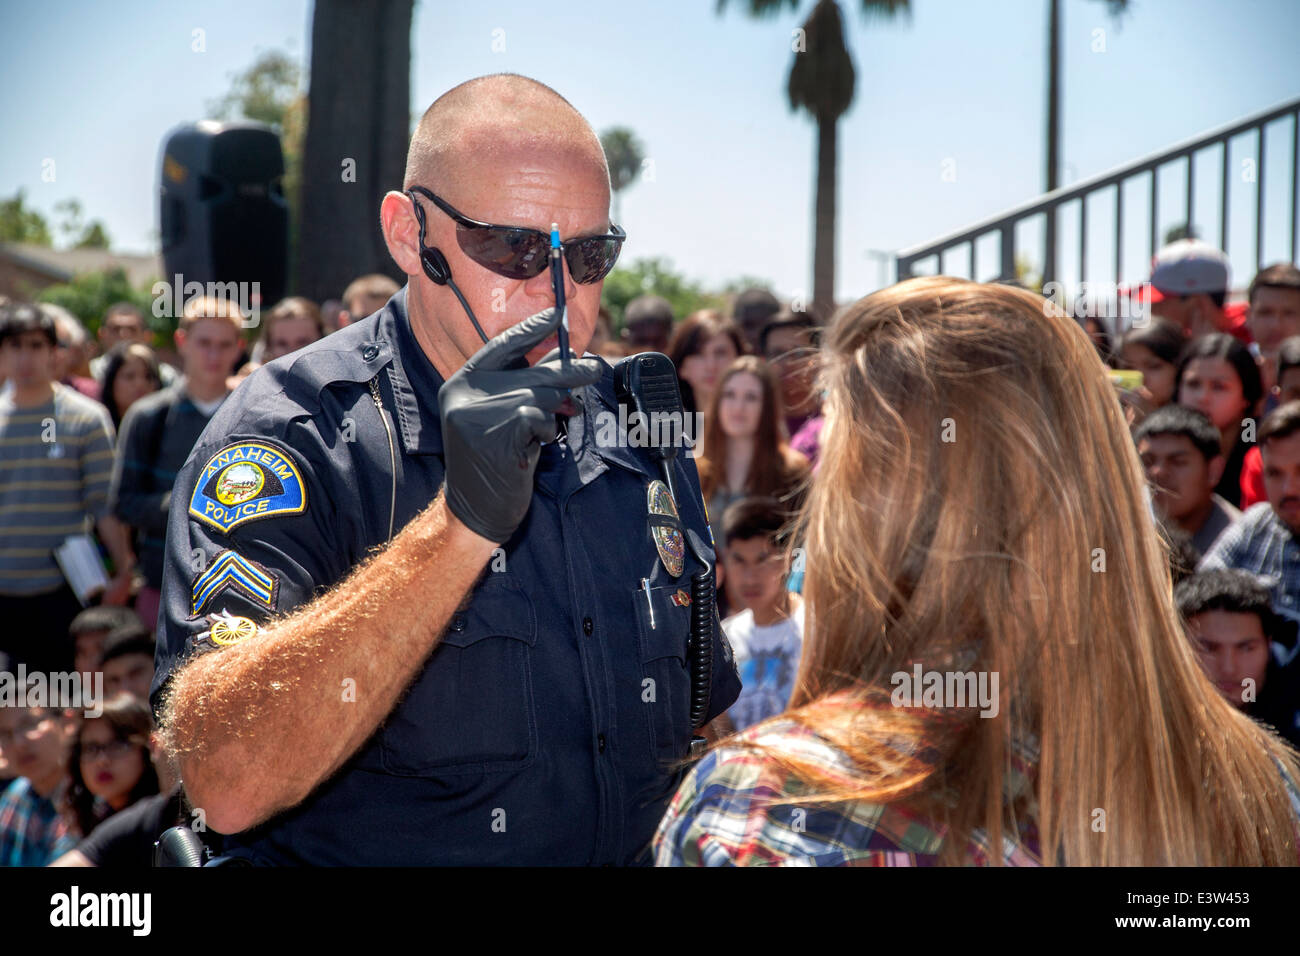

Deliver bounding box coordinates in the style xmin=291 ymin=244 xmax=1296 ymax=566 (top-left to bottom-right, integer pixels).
xmin=438 ymin=308 xmax=603 ymax=543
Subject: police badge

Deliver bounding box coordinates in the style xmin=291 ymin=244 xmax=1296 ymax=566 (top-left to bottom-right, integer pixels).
xmin=647 ymin=479 xmax=685 ymax=578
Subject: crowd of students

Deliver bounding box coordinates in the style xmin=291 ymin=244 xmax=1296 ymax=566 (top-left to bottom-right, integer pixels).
xmin=0 ymin=274 xmax=400 ymax=866
xmin=1106 ymin=249 xmax=1300 ymax=754
xmin=657 ymin=265 xmax=1300 ymax=866
xmin=3 ymin=237 xmax=1300 ymax=865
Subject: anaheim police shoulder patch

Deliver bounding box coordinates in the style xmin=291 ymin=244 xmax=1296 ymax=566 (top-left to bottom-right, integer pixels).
xmin=189 ymin=440 xmax=307 ymax=534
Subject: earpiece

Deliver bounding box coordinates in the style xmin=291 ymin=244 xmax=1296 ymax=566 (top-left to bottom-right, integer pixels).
xmin=406 ymin=189 xmax=490 ymax=344
xmin=420 ymin=246 xmax=451 ymax=286
xmin=407 ymin=189 xmax=451 ymax=286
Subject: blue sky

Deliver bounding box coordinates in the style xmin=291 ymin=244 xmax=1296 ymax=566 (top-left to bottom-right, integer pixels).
xmin=2 ymin=0 xmax=1297 ymax=302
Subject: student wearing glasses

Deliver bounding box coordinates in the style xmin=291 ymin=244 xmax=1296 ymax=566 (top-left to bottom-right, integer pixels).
xmin=60 ymin=695 xmax=159 ymax=845
xmin=152 ymin=73 xmax=739 ymax=866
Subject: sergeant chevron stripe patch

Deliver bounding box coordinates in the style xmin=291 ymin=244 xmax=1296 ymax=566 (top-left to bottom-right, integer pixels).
xmin=191 ymin=550 xmax=279 ymax=616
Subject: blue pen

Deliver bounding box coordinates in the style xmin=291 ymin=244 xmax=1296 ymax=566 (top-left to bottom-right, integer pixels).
xmin=550 ymin=222 xmax=570 ymax=371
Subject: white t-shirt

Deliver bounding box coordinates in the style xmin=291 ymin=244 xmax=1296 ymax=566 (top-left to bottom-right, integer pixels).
xmin=724 ymin=601 xmax=805 ymax=731
xmin=189 ymin=394 xmax=227 ymax=417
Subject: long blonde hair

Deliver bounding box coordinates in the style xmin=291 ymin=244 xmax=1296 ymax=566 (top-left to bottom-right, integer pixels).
xmin=749 ymin=276 xmax=1299 ymax=866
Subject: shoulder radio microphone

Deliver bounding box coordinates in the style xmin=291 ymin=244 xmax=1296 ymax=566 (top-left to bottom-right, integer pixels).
xmin=615 ymin=351 xmax=715 ymax=732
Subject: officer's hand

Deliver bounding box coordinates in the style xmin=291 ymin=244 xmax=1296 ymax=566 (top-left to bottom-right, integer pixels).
xmin=438 ymin=308 xmax=603 ymax=543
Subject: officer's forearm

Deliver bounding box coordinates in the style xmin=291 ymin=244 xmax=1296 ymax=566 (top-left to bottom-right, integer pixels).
xmin=161 ymin=495 xmax=498 ymax=835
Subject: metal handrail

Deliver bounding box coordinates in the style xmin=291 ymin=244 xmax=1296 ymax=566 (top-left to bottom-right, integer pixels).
xmin=896 ymin=96 xmax=1300 ymax=298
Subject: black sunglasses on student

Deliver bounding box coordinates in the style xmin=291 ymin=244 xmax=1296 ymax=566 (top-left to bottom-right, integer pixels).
xmin=407 ymin=185 xmax=626 ymax=284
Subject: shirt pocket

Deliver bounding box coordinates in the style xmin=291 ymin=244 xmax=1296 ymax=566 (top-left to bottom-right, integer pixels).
xmin=634 ymin=583 xmax=694 ymax=769
xmin=380 ymin=577 xmax=538 ymax=776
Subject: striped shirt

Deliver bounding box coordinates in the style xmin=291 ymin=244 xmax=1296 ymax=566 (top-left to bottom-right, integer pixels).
xmin=654 ymin=695 xmax=1043 ymax=867
xmin=0 ymin=384 xmax=115 ymax=595
xmin=1199 ymin=502 xmax=1300 ymax=638
xmin=109 ymin=381 xmax=224 ymax=589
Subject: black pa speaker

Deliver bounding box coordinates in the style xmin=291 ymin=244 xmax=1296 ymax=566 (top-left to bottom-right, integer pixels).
xmin=159 ymin=121 xmax=288 ymax=311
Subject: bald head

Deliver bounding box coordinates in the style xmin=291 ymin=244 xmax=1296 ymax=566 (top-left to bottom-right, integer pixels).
xmin=404 ymin=74 xmax=609 ymax=196
xmin=384 ymin=75 xmax=617 ymax=379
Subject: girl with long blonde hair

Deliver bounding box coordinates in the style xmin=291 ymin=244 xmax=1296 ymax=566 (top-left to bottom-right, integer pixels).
xmin=654 ymin=277 xmax=1300 ymax=866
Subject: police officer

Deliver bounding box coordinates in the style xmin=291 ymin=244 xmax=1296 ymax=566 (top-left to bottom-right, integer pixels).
xmin=151 ymin=74 xmax=740 ymax=865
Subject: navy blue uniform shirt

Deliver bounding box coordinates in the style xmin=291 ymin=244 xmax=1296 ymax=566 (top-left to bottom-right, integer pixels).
xmin=151 ymin=288 xmax=740 ymax=865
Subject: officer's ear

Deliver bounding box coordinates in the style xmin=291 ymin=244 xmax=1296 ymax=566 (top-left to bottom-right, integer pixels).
xmin=380 ymin=191 xmax=424 ymax=279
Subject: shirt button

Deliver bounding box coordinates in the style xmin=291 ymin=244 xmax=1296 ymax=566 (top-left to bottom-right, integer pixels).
xmin=582 ymin=617 xmax=593 ymax=636
xmin=450 ymin=614 xmax=466 ymax=631
xmin=597 ymin=733 xmax=606 ymax=753
xmin=362 ymin=344 xmax=379 ymax=361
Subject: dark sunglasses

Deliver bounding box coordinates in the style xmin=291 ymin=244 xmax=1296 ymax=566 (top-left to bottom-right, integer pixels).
xmin=408 ymin=185 xmax=626 ymax=284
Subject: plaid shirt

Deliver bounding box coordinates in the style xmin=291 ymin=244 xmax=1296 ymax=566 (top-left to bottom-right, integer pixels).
xmin=0 ymin=776 xmax=75 ymax=867
xmin=655 ymin=697 xmax=1300 ymax=866
xmin=654 ymin=695 xmax=1043 ymax=867
xmin=1200 ymin=503 xmax=1300 ymax=638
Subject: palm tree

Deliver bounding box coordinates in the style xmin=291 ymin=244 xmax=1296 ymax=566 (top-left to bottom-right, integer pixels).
xmin=1046 ymin=0 xmax=1128 ymax=193
xmin=296 ymin=0 xmax=412 ymax=302
xmin=600 ymin=127 xmax=646 ymax=224
xmin=719 ymin=0 xmax=910 ymax=318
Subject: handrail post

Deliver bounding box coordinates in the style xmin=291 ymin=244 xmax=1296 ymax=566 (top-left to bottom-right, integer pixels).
xmin=1000 ymin=224 xmax=1015 ymax=283
xmin=1044 ymin=206 xmax=1057 ymax=288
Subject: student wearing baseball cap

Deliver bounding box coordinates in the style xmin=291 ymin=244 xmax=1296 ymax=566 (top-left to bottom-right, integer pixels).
xmin=1137 ymin=239 xmax=1249 ymax=344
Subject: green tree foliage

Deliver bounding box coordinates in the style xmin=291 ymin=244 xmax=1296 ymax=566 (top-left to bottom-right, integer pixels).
xmin=1 ymin=191 xmax=109 ymax=249
xmin=0 ymin=189 xmax=53 ymax=246
xmin=209 ymin=50 xmax=306 ymax=277
xmin=76 ymin=223 xmax=111 ymax=250
xmin=55 ymin=199 xmax=84 ymax=244
xmin=54 ymin=198 xmax=112 ymax=250
xmin=209 ymin=49 xmax=302 ymax=129
xmin=718 ymin=275 xmax=778 ymax=296
xmin=1014 ymin=253 xmax=1043 ymax=293
xmin=601 ymin=258 xmax=725 ymax=331
xmin=36 ymin=270 xmax=157 ymax=341
xmin=600 ymin=127 xmax=645 ymax=223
